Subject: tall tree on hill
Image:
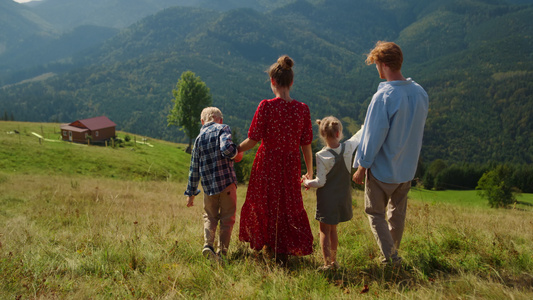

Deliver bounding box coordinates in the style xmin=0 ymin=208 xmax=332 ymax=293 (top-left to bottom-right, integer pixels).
xmin=167 ymin=71 xmax=212 ymax=153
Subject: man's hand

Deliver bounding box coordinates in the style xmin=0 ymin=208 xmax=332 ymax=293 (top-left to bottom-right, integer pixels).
xmin=186 ymin=195 xmax=195 ymax=207
xmin=352 ymin=166 xmax=367 ymax=185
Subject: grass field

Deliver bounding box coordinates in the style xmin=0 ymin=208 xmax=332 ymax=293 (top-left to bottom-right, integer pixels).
xmin=0 ymin=121 xmax=191 ymax=181
xmin=1 ymin=121 xmax=532 ymax=299
xmin=410 ymin=188 xmax=533 ymax=210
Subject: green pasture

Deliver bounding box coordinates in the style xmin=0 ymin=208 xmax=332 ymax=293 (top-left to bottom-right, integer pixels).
xmin=1 ymin=121 xmax=532 ymax=299
xmin=410 ymin=188 xmax=533 ymax=211
xmin=0 ymin=121 xmax=190 ymax=182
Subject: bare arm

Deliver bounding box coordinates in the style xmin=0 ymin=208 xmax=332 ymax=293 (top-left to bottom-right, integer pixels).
xmin=301 ymin=143 xmax=313 ymax=180
xmin=238 ymin=138 xmax=258 ymax=153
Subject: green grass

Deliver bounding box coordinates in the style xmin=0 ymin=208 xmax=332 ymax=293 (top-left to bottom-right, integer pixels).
xmin=1 ymin=121 xmax=532 ymax=299
xmin=410 ymin=188 xmax=533 ymax=211
xmin=0 ymin=121 xmax=191 ymax=181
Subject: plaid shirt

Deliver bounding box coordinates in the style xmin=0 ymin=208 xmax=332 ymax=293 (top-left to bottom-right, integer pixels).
xmin=185 ymin=122 xmax=238 ymax=196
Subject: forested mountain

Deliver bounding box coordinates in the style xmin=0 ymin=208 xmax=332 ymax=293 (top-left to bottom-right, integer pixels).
xmin=0 ymin=0 xmax=56 ymax=57
xmin=22 ymin=0 xmax=296 ymax=30
xmin=1 ymin=0 xmax=532 ymax=165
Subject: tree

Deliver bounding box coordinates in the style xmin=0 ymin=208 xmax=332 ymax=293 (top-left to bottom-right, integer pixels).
xmin=167 ymin=71 xmax=212 ymax=152
xmin=476 ymin=165 xmax=517 ymax=208
xmin=423 ymin=159 xmax=447 ymax=190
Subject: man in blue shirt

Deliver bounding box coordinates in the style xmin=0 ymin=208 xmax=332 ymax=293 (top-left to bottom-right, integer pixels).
xmin=185 ymin=107 xmax=243 ymax=262
xmin=353 ymin=41 xmax=429 ymax=264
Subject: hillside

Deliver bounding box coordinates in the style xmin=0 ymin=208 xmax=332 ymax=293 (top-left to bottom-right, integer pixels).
xmin=0 ymin=121 xmax=191 ymax=181
xmin=0 ymin=0 xmax=57 ymax=57
xmin=0 ymin=0 xmax=532 ymax=165
xmin=1 ymin=121 xmax=532 ymax=298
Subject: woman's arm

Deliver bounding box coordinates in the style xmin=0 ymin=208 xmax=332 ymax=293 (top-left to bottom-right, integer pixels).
xmin=301 ymin=143 xmax=313 ymax=180
xmin=238 ymin=138 xmax=258 ymax=153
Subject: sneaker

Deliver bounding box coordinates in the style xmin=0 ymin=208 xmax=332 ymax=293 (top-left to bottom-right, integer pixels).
xmin=317 ymin=264 xmax=334 ymax=271
xmin=202 ymin=246 xmax=220 ymax=263
xmin=331 ymin=261 xmax=340 ymax=269
xmin=381 ymin=256 xmax=402 ymax=266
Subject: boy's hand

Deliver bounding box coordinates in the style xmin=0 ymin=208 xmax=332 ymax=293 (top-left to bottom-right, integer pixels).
xmin=186 ymin=195 xmax=195 ymax=207
xmin=234 ymin=151 xmax=243 ymax=163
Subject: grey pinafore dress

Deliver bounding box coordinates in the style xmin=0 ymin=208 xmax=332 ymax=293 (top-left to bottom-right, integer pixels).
xmin=315 ymin=143 xmax=353 ymax=225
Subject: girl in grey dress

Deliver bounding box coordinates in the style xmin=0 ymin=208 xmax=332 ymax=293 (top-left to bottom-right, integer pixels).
xmin=304 ymin=116 xmax=363 ymax=270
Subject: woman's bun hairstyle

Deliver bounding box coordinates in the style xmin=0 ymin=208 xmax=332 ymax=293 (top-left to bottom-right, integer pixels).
xmin=278 ymin=55 xmax=294 ymax=70
xmin=268 ymin=55 xmax=294 ymax=88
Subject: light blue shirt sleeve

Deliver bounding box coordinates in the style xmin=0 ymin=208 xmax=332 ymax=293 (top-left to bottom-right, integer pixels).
xmin=354 ymin=79 xmax=428 ymax=184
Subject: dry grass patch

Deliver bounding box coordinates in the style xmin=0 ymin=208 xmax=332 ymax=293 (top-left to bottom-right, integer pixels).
xmin=0 ymin=173 xmax=532 ymax=299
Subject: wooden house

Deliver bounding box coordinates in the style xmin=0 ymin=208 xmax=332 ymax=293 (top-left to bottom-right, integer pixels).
xmin=60 ymin=116 xmax=116 ymax=143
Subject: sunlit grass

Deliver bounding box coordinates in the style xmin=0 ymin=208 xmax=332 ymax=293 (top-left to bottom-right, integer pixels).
xmin=1 ymin=173 xmax=532 ymax=299
xmin=0 ymin=121 xmax=190 ymax=181
xmin=1 ymin=121 xmax=532 ymax=299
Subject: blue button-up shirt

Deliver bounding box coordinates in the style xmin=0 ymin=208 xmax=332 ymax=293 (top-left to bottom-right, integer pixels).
xmin=185 ymin=122 xmax=238 ymax=196
xmin=354 ymin=78 xmax=429 ymax=184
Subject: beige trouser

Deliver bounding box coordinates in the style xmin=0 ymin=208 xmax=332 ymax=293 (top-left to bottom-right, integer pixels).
xmin=203 ymin=183 xmax=237 ymax=255
xmin=364 ymin=170 xmax=411 ymax=261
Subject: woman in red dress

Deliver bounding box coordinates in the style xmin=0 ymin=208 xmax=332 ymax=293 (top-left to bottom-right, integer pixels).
xmin=238 ymin=55 xmax=314 ymax=261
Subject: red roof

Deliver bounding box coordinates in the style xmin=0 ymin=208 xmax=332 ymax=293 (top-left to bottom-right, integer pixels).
xmin=70 ymin=116 xmax=116 ymax=130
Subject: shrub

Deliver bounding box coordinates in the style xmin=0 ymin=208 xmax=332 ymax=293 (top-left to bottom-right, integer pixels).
xmin=476 ymin=165 xmax=517 ymax=208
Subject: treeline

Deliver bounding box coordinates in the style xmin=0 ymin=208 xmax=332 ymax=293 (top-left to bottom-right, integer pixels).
xmin=234 ymin=143 xmax=533 ymax=194
xmin=2 ymin=111 xmax=15 ymax=121
xmin=417 ymin=160 xmax=533 ymax=193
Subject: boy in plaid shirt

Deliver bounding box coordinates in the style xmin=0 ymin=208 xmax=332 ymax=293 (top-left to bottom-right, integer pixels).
xmin=185 ymin=107 xmax=243 ymax=262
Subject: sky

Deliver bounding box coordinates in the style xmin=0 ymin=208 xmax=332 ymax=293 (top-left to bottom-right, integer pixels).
xmin=14 ymin=0 xmax=40 ymax=3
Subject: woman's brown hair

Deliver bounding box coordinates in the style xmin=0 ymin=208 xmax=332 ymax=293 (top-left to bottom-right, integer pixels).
xmin=267 ymin=55 xmax=294 ymax=88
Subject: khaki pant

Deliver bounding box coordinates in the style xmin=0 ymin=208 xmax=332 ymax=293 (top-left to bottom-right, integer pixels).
xmin=203 ymin=183 xmax=237 ymax=255
xmin=364 ymin=171 xmax=411 ymax=261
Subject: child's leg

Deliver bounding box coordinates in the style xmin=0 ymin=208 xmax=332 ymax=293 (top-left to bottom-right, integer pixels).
xmin=319 ymin=222 xmax=333 ymax=266
xmin=330 ymin=225 xmax=338 ymax=264
xmin=218 ymin=184 xmax=237 ymax=255
xmin=203 ymin=193 xmax=220 ymax=249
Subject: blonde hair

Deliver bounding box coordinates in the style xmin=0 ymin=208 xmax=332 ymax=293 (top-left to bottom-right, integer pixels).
xmin=201 ymin=107 xmax=223 ymax=123
xmin=365 ymin=41 xmax=403 ymax=71
xmin=267 ymin=55 xmax=294 ymax=88
xmin=316 ymin=116 xmax=343 ymax=144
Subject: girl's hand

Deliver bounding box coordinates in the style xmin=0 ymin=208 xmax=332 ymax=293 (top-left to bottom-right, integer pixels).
xmin=301 ymin=174 xmax=312 ymax=190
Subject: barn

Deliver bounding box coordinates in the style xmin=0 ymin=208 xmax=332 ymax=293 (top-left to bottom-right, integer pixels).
xmin=60 ymin=116 xmax=116 ymax=143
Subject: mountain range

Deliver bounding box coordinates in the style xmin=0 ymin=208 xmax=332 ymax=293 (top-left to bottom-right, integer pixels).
xmin=0 ymin=0 xmax=532 ymax=165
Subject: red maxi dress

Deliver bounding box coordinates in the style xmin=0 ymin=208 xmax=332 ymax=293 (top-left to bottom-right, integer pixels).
xmin=239 ymin=97 xmax=314 ymax=256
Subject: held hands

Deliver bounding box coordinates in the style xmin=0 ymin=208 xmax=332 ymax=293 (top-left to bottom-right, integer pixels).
xmin=301 ymin=173 xmax=312 ymax=191
xmin=352 ymin=166 xmax=366 ymax=185
xmin=186 ymin=195 xmax=195 ymax=207
xmin=234 ymin=151 xmax=244 ymax=163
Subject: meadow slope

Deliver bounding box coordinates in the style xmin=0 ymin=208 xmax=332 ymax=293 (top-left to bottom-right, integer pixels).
xmin=1 ymin=121 xmax=532 ymax=299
